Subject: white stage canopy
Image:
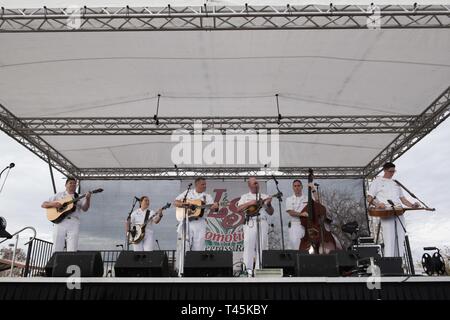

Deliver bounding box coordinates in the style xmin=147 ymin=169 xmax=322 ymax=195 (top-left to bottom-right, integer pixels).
xmin=0 ymin=3 xmax=449 ymax=179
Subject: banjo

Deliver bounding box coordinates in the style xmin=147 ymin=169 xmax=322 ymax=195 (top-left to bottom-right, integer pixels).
xmin=128 ymin=203 xmax=171 ymax=244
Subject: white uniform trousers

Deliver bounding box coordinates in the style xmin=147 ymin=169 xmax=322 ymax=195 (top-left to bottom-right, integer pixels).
xmin=243 ymin=217 xmax=269 ymax=271
xmin=177 ymin=218 xmax=206 ymax=251
xmin=52 ymin=217 xmax=80 ymax=252
xmin=133 ymin=229 xmax=155 ymax=251
xmin=381 ymin=215 xmax=406 ymax=258
xmin=288 ymin=221 xmax=305 ymax=250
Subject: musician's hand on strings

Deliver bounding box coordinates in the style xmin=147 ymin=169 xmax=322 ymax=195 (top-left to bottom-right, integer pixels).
xmin=211 ymin=202 xmax=219 ymax=211
xmin=247 ymin=200 xmax=258 ymax=207
xmin=376 ymin=202 xmax=386 ymax=209
xmin=264 ymin=197 xmax=273 ymax=205
xmin=85 ymin=192 xmax=92 ymax=200
xmin=52 ymin=201 xmax=63 ymax=209
xmin=299 ymin=211 xmax=309 ymax=218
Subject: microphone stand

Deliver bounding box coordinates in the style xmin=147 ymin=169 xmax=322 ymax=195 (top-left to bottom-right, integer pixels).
xmin=0 ymin=165 xmax=13 ymax=195
xmin=255 ymin=190 xmax=262 ymax=271
xmin=156 ymin=239 xmax=161 ymax=251
xmin=387 ymin=200 xmax=415 ymax=275
xmin=179 ymin=183 xmax=192 ymax=277
xmin=394 ymin=179 xmax=432 ymax=209
xmin=272 ymin=176 xmax=285 ymax=250
xmin=126 ymin=197 xmax=139 ymax=251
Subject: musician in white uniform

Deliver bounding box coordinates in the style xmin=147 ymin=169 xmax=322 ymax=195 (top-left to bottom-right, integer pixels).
xmin=41 ymin=177 xmax=91 ymax=252
xmin=175 ymin=177 xmax=219 ymax=251
xmin=237 ymin=177 xmax=274 ymax=275
xmin=367 ymin=162 xmax=419 ymax=257
xmin=127 ymin=196 xmax=163 ymax=251
xmin=285 ymin=179 xmax=319 ymax=250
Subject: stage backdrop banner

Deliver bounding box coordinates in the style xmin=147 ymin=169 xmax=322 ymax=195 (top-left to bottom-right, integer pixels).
xmin=179 ymin=180 xmax=266 ymax=251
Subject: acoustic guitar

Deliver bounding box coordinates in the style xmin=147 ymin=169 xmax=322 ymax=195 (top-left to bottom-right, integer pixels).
xmin=46 ymin=188 xmax=103 ymax=223
xmin=175 ymin=199 xmax=228 ymax=222
xmin=128 ymin=202 xmax=171 ymax=244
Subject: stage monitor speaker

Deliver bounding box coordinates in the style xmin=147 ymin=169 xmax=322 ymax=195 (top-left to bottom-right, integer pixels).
xmin=375 ymin=257 xmax=404 ymax=276
xmin=184 ymin=251 xmax=232 ymax=277
xmin=262 ymin=250 xmax=308 ymax=276
xmin=46 ymin=251 xmax=104 ymax=277
xmin=352 ymin=245 xmax=382 ymax=260
xmin=114 ymin=251 xmax=169 ymax=277
xmin=296 ymin=253 xmax=339 ymax=277
xmin=330 ymin=250 xmax=358 ymax=274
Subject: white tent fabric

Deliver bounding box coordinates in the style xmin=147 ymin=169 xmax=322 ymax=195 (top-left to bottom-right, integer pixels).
xmin=1 ymin=28 xmax=449 ymax=169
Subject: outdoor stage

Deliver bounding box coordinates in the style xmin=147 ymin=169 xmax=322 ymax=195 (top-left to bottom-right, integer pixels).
xmin=1 ymin=276 xmax=449 ymax=300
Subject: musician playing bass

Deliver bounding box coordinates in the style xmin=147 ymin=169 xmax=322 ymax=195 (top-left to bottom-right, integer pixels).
xmin=127 ymin=196 xmax=163 ymax=251
xmin=367 ymin=162 xmax=420 ymax=258
xmin=175 ymin=177 xmax=219 ymax=251
xmin=41 ymin=177 xmax=92 ymax=253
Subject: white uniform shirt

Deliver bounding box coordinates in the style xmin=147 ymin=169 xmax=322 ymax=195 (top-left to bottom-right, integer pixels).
xmin=130 ymin=208 xmax=157 ymax=231
xmin=176 ymin=189 xmax=214 ymax=220
xmin=286 ymin=194 xmax=308 ymax=222
xmin=368 ymin=177 xmax=404 ymax=207
xmin=237 ymin=192 xmax=271 ymax=220
xmin=49 ymin=191 xmax=86 ymax=219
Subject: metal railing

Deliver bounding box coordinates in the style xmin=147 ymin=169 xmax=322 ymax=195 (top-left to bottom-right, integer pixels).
xmin=23 ymin=237 xmax=53 ymax=277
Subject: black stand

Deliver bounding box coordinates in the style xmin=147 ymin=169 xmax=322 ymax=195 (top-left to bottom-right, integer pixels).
xmin=126 ymin=197 xmax=140 ymax=250
xmin=178 ymin=183 xmax=192 ymax=277
xmin=255 ymin=191 xmax=262 ymax=271
xmin=272 ymin=177 xmax=285 ymax=250
xmin=388 ymin=201 xmax=415 ymax=275
xmin=394 ymin=179 xmax=432 ymax=209
xmin=0 ymin=164 xmax=13 ymax=195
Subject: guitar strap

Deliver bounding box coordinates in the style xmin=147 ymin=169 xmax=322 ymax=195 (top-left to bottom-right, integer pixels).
xmin=65 ymin=192 xmax=79 ymax=216
xmin=143 ymin=209 xmax=151 ymax=225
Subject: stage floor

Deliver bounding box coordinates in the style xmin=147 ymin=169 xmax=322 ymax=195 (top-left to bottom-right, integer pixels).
xmin=1 ymin=276 xmax=449 ymax=300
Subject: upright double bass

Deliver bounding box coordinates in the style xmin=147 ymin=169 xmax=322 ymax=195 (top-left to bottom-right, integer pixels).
xmin=299 ymin=169 xmax=337 ymax=254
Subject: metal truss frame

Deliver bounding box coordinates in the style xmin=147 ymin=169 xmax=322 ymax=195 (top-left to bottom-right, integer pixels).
xmin=18 ymin=115 xmax=418 ymax=135
xmin=0 ymin=5 xmax=449 ymax=32
xmin=0 ymin=104 xmax=78 ymax=177
xmin=364 ymin=86 xmax=450 ymax=178
xmin=74 ymin=166 xmax=366 ymax=180
xmin=1 ymin=87 xmax=449 ymax=180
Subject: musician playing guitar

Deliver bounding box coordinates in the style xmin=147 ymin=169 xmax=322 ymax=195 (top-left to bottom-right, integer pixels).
xmin=41 ymin=177 xmax=92 ymax=252
xmin=175 ymin=177 xmax=219 ymax=251
xmin=367 ymin=162 xmax=420 ymax=258
xmin=127 ymin=196 xmax=164 ymax=251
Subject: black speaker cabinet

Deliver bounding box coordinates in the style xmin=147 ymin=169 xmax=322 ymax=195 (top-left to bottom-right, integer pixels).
xmin=262 ymin=250 xmax=308 ymax=276
xmin=45 ymin=251 xmax=104 ymax=277
xmin=114 ymin=251 xmax=169 ymax=277
xmin=184 ymin=251 xmax=232 ymax=277
xmin=330 ymin=250 xmax=358 ymax=274
xmin=296 ymin=253 xmax=340 ymax=277
xmin=375 ymin=257 xmax=404 ymax=276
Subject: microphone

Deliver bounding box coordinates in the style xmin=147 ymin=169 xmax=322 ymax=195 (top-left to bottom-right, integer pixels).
xmin=188 ymin=183 xmax=192 ymax=187
xmin=9 ymin=163 xmax=15 ymax=169
xmin=134 ymin=196 xmax=141 ymax=202
xmin=156 ymin=239 xmax=161 ymax=250
xmin=387 ymin=199 xmax=395 ymax=207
